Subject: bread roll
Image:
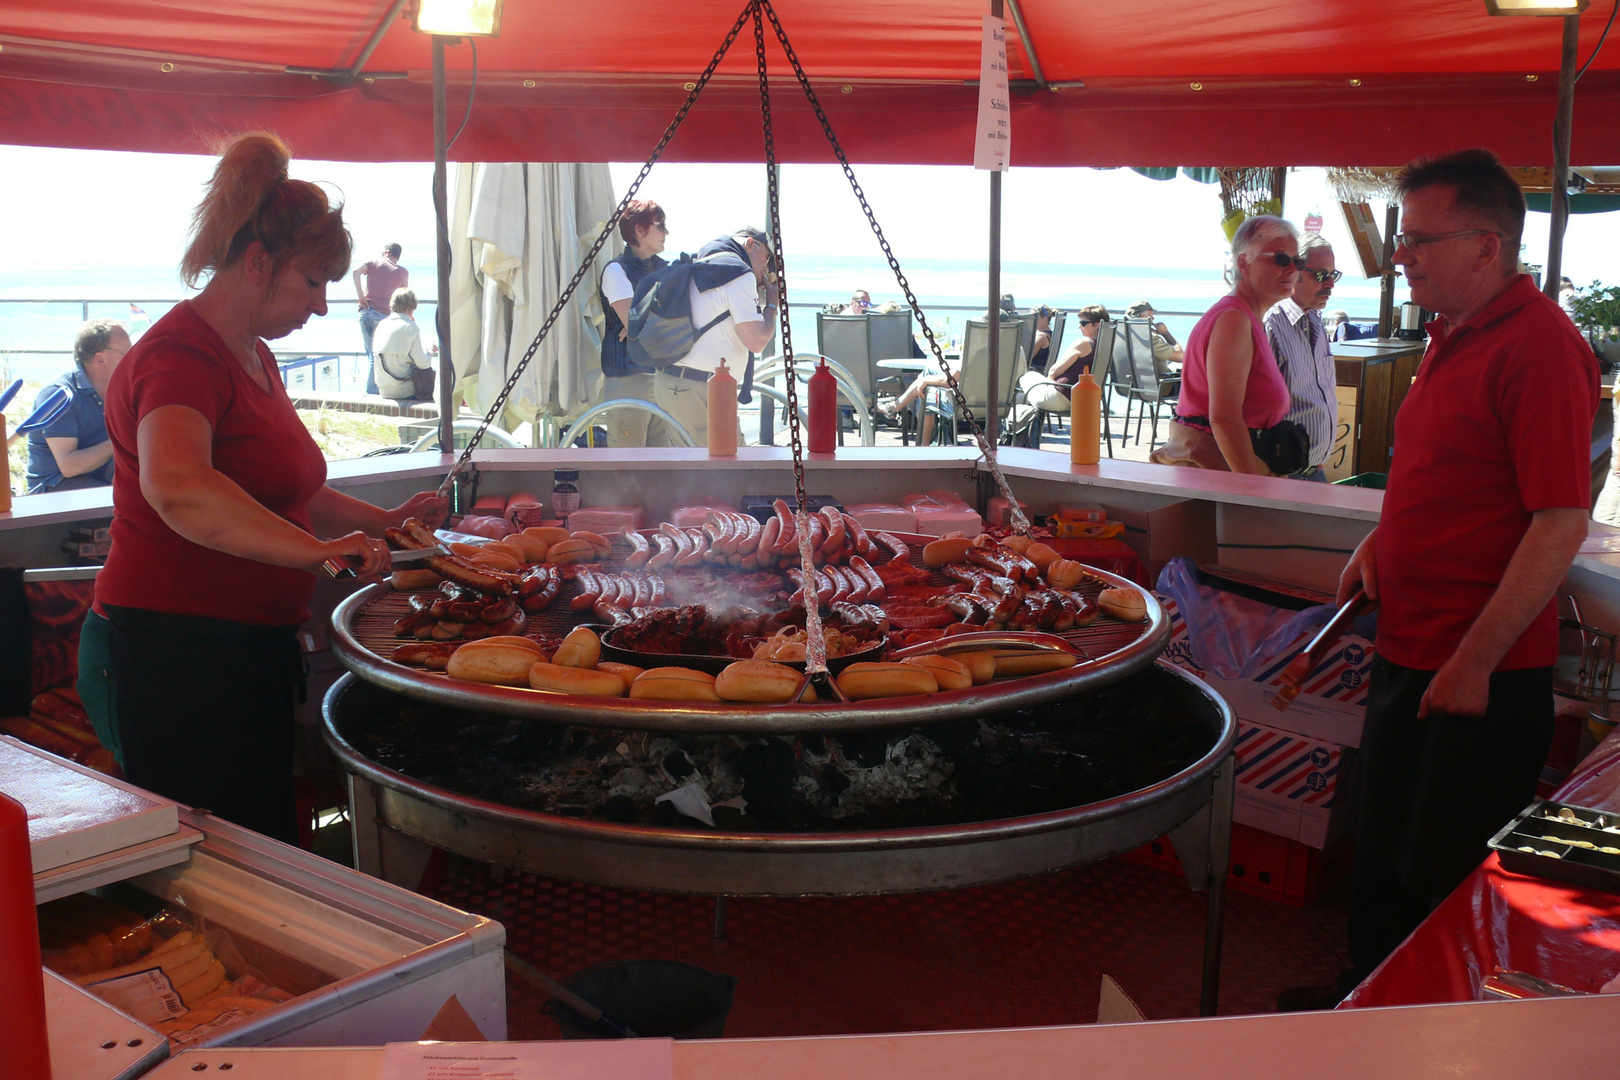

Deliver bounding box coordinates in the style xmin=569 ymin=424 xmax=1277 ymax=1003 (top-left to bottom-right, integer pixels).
xmin=1046 ymin=559 xmax=1084 ymax=589
xmin=468 ymin=550 xmax=521 ymax=573
xmin=508 ymin=531 xmax=552 ymax=563
xmin=716 ymin=660 xmax=805 ymax=702
xmin=546 ymin=539 xmax=596 ymax=564
xmin=552 ymin=626 xmax=601 ymax=668
xmin=596 ymin=661 xmax=646 ymax=684
xmin=480 ymin=635 xmax=547 ymax=656
xmin=629 ymin=667 xmax=722 ymax=701
xmin=571 ymin=530 xmax=613 ymax=558
xmin=483 ymin=539 xmax=529 ymax=564
xmin=390 ymin=568 xmax=440 ymax=591
xmin=529 ymin=662 xmax=627 ymax=697
xmin=836 ymin=661 xmax=938 ymax=700
xmin=1023 ymin=542 xmax=1060 ymax=573
xmin=1098 ymin=587 xmax=1148 ymax=622
xmin=448 ymin=541 xmax=483 ymax=558
xmin=900 ymin=654 xmax=973 ymax=691
xmin=941 ymin=649 xmax=997 ymax=685
xmin=525 ymin=526 xmax=574 ymax=546
xmin=1001 ymin=534 xmax=1034 ymax=555
xmin=991 ymin=650 xmax=1079 ymax=677
xmin=923 ymin=537 xmax=973 ymax=567
xmin=446 ymin=639 xmax=543 ymax=686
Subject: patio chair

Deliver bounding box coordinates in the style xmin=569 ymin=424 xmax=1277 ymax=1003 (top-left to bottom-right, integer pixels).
xmin=1113 ymin=318 xmax=1180 ymax=448
xmin=923 ymin=316 xmax=1024 ymax=445
xmin=863 ymin=308 xmax=913 ymax=404
xmin=1010 ymin=321 xmax=1113 ymax=453
xmin=817 ymin=311 xmax=874 ymax=442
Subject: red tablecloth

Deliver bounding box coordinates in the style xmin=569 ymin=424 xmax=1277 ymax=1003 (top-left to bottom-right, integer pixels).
xmin=1344 ymin=727 xmax=1620 ymax=1007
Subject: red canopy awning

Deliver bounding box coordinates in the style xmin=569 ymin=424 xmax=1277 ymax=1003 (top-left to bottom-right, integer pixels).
xmin=2 ymin=0 xmax=1618 ymax=166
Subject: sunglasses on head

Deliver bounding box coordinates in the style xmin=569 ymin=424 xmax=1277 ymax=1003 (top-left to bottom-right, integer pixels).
xmin=1262 ymin=251 xmax=1308 ymax=271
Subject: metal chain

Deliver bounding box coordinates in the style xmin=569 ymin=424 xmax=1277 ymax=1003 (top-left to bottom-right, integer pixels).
xmin=751 ymin=3 xmax=828 ymax=679
xmin=757 ymin=0 xmax=1032 ymax=535
xmin=435 ymin=1 xmax=758 ymax=495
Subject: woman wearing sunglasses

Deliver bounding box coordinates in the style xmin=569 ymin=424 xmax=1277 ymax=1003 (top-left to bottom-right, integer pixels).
xmin=1151 ymin=215 xmax=1300 ymax=474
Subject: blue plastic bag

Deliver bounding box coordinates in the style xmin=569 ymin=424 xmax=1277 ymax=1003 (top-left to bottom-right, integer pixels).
xmin=1155 ymin=558 xmax=1377 ymax=680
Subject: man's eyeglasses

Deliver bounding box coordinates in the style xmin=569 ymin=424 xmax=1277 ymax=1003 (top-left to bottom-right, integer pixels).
xmin=653 ymin=222 xmax=669 ymax=232
xmin=1306 ymin=268 xmax=1343 ymax=285
xmin=1263 ymin=251 xmax=1308 ymax=270
xmin=1078 ymin=319 xmax=1098 ymax=327
xmin=1394 ymin=229 xmax=1499 ymax=251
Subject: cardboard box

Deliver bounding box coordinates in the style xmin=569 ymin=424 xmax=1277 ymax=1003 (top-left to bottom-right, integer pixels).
xmin=1096 ymin=498 xmax=1216 ymax=585
xmin=1155 ymin=575 xmax=1372 ymax=748
xmin=1231 ymin=718 xmax=1355 ymax=848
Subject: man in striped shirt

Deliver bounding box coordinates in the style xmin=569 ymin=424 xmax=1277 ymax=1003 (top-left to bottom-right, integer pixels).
xmin=1264 ymin=235 xmax=1341 ymax=481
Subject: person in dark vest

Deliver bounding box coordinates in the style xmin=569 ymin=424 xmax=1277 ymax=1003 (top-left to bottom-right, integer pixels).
xmin=598 ymin=201 xmax=671 ymax=447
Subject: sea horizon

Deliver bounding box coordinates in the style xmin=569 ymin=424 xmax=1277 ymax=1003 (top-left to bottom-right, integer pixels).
xmin=0 ymin=253 xmax=1392 ymax=387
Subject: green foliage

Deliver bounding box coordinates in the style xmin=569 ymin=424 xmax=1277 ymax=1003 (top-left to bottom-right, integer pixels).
xmin=1570 ymin=281 xmax=1620 ymax=341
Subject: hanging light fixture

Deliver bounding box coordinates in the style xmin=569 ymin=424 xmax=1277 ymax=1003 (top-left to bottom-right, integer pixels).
xmin=1483 ymin=0 xmax=1587 ymax=14
xmin=413 ymin=0 xmax=504 ymax=37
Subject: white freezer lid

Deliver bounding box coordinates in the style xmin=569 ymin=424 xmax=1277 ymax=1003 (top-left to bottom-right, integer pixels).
xmin=128 ymin=808 xmax=503 ymax=977
xmin=0 ymin=736 xmax=180 ymax=873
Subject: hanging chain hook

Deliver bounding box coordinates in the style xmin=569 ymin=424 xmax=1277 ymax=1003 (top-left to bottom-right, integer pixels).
xmin=757 ymin=0 xmax=1031 ymax=534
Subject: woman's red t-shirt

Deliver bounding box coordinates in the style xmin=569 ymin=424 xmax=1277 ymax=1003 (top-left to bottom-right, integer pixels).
xmin=96 ymin=302 xmax=328 ymax=626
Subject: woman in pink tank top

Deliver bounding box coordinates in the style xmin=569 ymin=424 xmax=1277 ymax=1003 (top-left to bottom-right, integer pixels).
xmin=1152 ymin=215 xmax=1300 ymax=474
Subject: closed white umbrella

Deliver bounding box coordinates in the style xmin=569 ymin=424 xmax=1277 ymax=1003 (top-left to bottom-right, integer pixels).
xmin=450 ymin=162 xmax=620 ymax=436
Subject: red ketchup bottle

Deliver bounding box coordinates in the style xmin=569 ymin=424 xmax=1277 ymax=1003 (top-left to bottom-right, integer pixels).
xmin=807 ymin=358 xmax=838 ymax=454
xmin=0 ymin=792 xmax=51 ymax=1080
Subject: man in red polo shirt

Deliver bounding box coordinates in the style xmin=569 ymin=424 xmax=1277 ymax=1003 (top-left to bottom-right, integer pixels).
xmin=1282 ymin=149 xmax=1598 ymax=1010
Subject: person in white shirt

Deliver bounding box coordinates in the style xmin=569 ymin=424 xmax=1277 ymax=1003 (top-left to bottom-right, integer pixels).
xmin=1264 ymin=235 xmax=1341 ymax=481
xmin=372 ymin=288 xmax=435 ymax=402
xmin=653 ymin=227 xmax=778 ymax=448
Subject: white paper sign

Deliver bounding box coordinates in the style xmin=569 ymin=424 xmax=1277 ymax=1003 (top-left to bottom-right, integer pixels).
xmin=973 ymin=15 xmax=1011 ymax=171
xmin=378 ymin=1040 xmax=675 ymax=1080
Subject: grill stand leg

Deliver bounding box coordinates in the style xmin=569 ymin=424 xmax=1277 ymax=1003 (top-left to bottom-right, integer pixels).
xmin=1167 ymin=752 xmax=1234 ymax=1017
xmin=713 ymin=896 xmax=728 ymax=940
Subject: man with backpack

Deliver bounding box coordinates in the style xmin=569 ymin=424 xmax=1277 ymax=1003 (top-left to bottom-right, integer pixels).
xmin=628 ymin=226 xmax=778 ymax=449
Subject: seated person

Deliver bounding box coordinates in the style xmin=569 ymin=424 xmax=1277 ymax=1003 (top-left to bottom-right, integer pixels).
xmin=25 ymin=319 xmax=128 ymax=495
xmin=372 ymin=288 xmax=435 ymax=401
xmin=1016 ymin=305 xmax=1109 ymax=415
xmin=1027 ymin=306 xmax=1055 ymax=373
xmin=848 ymin=289 xmax=874 ymax=313
xmin=1124 ymin=301 xmax=1184 ymax=375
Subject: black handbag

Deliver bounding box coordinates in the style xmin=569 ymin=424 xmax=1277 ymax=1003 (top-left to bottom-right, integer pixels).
xmin=1250 ymin=419 xmax=1311 ymax=476
xmin=410 ymin=365 xmax=436 ymax=401
xmin=1174 ymin=413 xmax=1311 ymax=476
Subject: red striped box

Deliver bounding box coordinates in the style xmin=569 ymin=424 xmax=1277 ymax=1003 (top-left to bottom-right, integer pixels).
xmin=1231 ymin=718 xmax=1354 ymax=848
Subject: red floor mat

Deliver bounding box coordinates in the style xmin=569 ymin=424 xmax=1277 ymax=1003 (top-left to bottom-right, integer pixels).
xmin=430 ymin=855 xmax=1350 ymax=1040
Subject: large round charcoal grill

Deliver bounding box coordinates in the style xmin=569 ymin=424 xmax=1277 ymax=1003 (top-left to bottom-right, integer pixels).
xmin=324 ymin=538 xmax=1237 ymax=1014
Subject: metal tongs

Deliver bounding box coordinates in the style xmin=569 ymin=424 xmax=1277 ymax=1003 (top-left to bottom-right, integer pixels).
xmin=322 ymin=541 xmax=448 ymax=579
xmin=1271 ymin=589 xmax=1369 ymax=711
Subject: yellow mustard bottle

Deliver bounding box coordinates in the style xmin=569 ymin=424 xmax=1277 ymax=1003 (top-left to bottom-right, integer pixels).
xmin=1071 ymin=372 xmax=1101 ymax=466
xmin=707 ymin=359 xmax=738 ymax=457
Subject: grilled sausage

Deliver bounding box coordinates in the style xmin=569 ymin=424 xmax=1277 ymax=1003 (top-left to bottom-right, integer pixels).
xmin=624 ymin=530 xmax=653 ymax=569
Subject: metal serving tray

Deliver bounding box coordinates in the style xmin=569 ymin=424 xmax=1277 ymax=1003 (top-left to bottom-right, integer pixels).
xmin=1489 ymin=799 xmax=1620 ymax=894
